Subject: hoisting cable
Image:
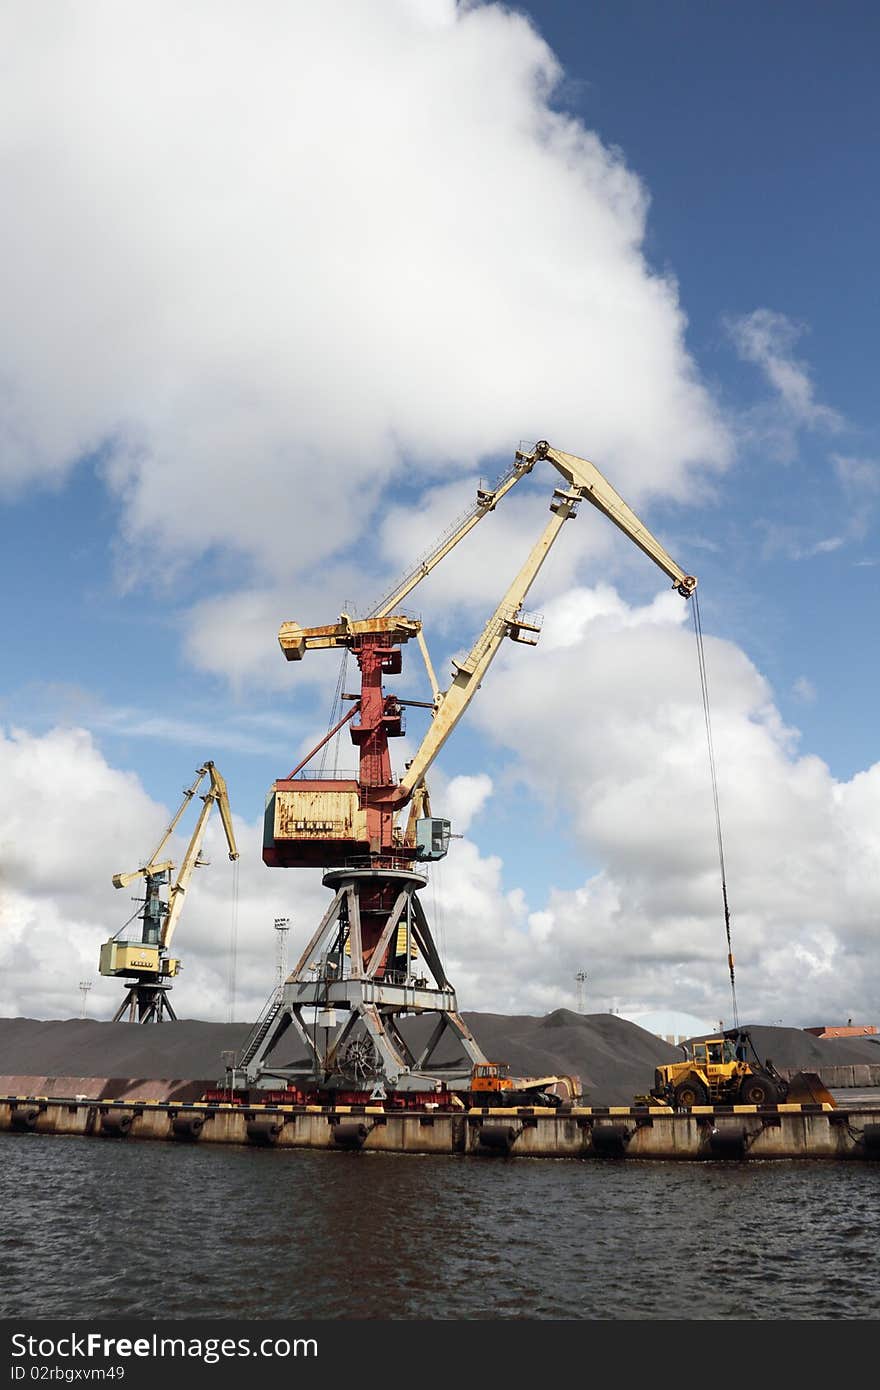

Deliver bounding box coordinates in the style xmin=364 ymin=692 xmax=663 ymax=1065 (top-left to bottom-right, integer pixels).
xmin=692 ymin=589 xmax=739 ymax=1031
xmin=110 ymin=898 xmax=152 ymax=941
xmin=227 ymin=857 xmax=240 ymax=1024
xmin=319 ymin=647 xmax=350 ymax=776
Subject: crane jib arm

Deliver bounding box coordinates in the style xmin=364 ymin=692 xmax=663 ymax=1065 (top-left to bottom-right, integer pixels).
xmin=538 ymin=444 xmax=696 ymax=597
xmin=162 ymin=765 xmax=239 ymax=952
xmin=279 ymin=614 xmax=421 ymax=661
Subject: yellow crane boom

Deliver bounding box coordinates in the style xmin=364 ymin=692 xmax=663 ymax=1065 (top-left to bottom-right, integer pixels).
xmin=111 ymin=765 xmax=207 ymax=889
xmin=393 ymin=482 xmax=580 ymax=804
xmin=162 ymin=762 xmax=239 ymax=951
xmin=370 ymin=439 xmax=695 ymax=624
xmin=378 ymin=440 xmax=696 ymax=807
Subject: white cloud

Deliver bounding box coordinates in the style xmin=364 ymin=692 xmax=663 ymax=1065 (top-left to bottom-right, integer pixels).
xmin=792 ymin=676 xmax=816 ymax=704
xmin=728 ymin=308 xmax=840 ymax=428
xmin=831 ymin=453 xmax=880 ymax=546
xmin=1 ymin=0 xmax=729 ymax=614
xmin=757 ymin=521 xmax=847 ymax=563
xmin=443 ymin=583 xmax=880 ymax=1023
xmin=753 ymin=450 xmax=878 ymax=561
xmin=443 ymin=773 xmax=493 ymax=833
xmin=4 ymin=617 xmax=880 ymax=1030
xmin=727 ymin=308 xmax=842 ymax=462
xmin=0 ymin=726 xmax=157 ymax=906
xmin=183 ymin=571 xmax=385 ymax=700
xmin=93 ymin=704 xmax=284 ymax=757
xmin=538 ymin=582 xmax=686 ymax=650
xmin=185 ymin=588 xmax=313 ymax=695
xmin=0 ymin=725 xmax=160 ymax=1018
xmin=833 ymin=455 xmax=880 ymax=496
xmin=0 ymin=724 xmax=323 ymax=1024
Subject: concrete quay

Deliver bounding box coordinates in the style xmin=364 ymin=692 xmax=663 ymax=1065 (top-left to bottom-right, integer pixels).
xmin=4 ymin=1094 xmax=880 ymax=1160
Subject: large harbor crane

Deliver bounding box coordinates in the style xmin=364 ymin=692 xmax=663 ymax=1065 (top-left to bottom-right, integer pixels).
xmin=99 ymin=761 xmax=239 ymax=1022
xmin=244 ymin=440 xmax=695 ymax=1096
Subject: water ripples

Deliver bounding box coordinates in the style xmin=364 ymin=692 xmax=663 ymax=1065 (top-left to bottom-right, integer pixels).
xmin=1 ymin=1137 xmax=879 ymax=1319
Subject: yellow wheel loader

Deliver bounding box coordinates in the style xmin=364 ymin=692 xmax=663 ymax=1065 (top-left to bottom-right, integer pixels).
xmin=646 ymin=1030 xmax=836 ymax=1109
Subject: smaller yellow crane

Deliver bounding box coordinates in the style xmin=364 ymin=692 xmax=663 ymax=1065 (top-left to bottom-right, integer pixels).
xmin=99 ymin=761 xmax=239 ymax=1022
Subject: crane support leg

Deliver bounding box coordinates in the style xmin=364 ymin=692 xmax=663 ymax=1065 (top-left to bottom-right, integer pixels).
xmin=241 ymin=862 xmax=490 ymax=1093
xmin=111 ymin=981 xmax=177 ymax=1024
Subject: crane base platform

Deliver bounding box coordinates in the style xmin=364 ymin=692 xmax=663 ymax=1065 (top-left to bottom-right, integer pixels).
xmin=244 ymin=975 xmax=487 ymax=1095
xmin=110 ymin=979 xmax=177 ymax=1024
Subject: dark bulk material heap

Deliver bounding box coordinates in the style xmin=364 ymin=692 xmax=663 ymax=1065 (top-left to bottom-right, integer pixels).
xmin=1 ymin=1011 xmax=877 ymax=1106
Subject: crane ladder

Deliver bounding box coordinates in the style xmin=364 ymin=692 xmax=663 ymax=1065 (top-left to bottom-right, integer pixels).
xmin=237 ymin=991 xmax=286 ymax=1069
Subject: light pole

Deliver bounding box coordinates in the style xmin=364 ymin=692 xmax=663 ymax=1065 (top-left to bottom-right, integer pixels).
xmin=575 ymin=970 xmax=587 ymax=1014
xmin=79 ymin=979 xmax=92 ymax=1018
xmin=220 ymin=1048 xmax=237 ymax=1099
xmin=274 ymin=917 xmax=290 ymax=996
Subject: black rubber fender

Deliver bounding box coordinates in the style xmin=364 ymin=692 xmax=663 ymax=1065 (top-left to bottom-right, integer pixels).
xmin=476 ymin=1123 xmax=520 ymax=1153
xmin=10 ymin=1107 xmax=40 ymax=1131
xmin=246 ymin=1117 xmax=283 ymax=1145
xmin=590 ymin=1123 xmax=632 ymax=1157
xmin=171 ymin=1113 xmax=204 ymax=1141
xmin=857 ymin=1123 xmax=880 ymax=1155
xmin=330 ymin=1121 xmax=369 ymax=1150
xmin=707 ymin=1124 xmax=747 ymax=1158
xmin=99 ymin=1111 xmax=133 ymax=1137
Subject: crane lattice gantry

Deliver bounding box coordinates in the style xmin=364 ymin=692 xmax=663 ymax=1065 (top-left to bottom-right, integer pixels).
xmin=99 ymin=761 xmax=239 ymax=1023
xmin=247 ymin=440 xmax=696 ymax=1096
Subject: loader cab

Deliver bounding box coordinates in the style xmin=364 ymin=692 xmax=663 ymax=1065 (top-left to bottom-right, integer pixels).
xmin=692 ymin=1038 xmax=737 ymax=1067
xmin=471 ymin=1063 xmax=513 ymax=1093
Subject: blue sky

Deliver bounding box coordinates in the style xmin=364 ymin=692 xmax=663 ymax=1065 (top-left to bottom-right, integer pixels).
xmin=1 ymin=1 xmax=877 ymax=1027
xmin=526 ymin=0 xmax=880 ymax=773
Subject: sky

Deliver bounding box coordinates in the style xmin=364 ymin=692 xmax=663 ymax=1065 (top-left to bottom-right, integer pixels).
xmin=0 ymin=0 xmax=878 ymax=1036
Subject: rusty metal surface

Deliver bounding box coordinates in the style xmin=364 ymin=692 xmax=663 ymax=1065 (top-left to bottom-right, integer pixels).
xmin=272 ymin=784 xmax=366 ymax=843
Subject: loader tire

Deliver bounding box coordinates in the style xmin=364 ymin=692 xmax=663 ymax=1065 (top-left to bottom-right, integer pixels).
xmin=738 ymin=1075 xmax=779 ymax=1106
xmin=673 ymin=1077 xmax=708 ymax=1108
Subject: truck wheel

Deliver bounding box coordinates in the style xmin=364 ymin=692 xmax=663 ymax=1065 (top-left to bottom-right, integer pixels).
xmin=673 ymin=1077 xmax=708 ymax=1107
xmin=738 ymin=1075 xmax=779 ymax=1106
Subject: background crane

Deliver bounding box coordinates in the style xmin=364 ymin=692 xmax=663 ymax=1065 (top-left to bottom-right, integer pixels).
xmin=99 ymin=761 xmax=239 ymax=1022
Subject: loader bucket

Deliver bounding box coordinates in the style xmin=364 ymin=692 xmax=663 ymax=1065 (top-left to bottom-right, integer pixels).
xmin=786 ymin=1071 xmax=837 ymax=1107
